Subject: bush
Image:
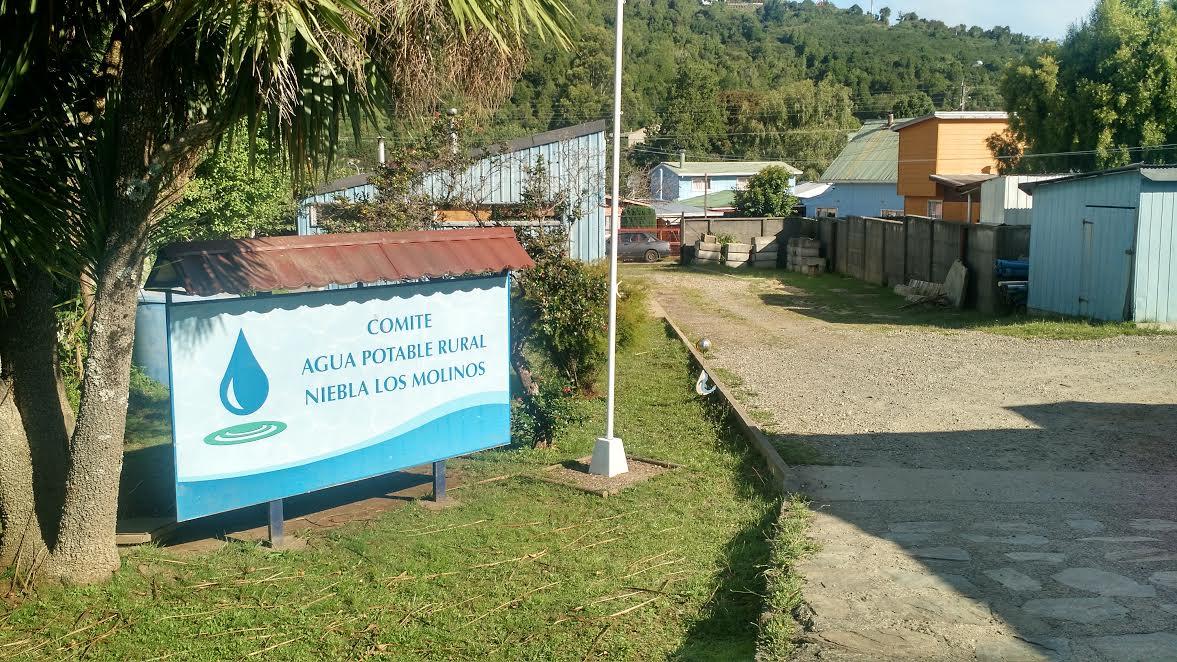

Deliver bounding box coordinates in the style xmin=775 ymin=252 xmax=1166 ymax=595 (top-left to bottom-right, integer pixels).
xmin=513 ymin=227 xmax=648 ymax=393
xmin=510 ymin=380 xmax=585 ymax=447
xmin=620 ymin=204 xmax=656 ymax=228
xmin=735 ymin=166 xmax=799 ymax=217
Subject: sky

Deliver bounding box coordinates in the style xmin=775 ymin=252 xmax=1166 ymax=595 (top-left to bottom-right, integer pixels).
xmin=830 ymin=0 xmax=1098 ymax=39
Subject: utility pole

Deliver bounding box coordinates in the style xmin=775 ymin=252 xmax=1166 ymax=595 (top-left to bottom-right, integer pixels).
xmin=589 ymin=0 xmax=628 ymax=477
xmin=960 ymin=80 xmax=968 ymax=111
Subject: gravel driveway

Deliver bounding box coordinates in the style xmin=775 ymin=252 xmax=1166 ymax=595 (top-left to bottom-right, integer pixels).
xmin=639 ymin=264 xmax=1177 ymax=661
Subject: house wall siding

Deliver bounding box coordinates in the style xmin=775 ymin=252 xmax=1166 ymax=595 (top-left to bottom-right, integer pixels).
xmin=804 ymin=182 xmax=903 ymax=218
xmin=300 ymin=129 xmax=607 ymax=262
xmin=1028 ymin=171 xmax=1142 ymax=319
xmin=1134 ymin=181 xmax=1177 ymax=323
xmin=897 ymin=121 xmax=938 ymax=198
xmin=933 ymin=120 xmax=1005 ymax=178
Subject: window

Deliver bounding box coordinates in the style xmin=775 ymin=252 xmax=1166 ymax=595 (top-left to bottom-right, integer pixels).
xmin=880 ymin=209 xmax=904 ymax=219
xmin=692 ymin=178 xmax=706 ymax=192
xmin=927 ymin=200 xmax=944 ymax=219
xmin=735 ymin=176 xmax=750 ymax=190
xmin=308 ymin=204 xmax=319 ymax=227
xmin=816 ymin=207 xmax=838 ymax=219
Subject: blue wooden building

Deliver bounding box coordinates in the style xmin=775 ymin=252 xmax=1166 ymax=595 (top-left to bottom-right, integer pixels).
xmin=649 ymin=160 xmax=799 ymax=202
xmin=1022 ymin=165 xmax=1177 ymax=323
xmin=298 ymin=121 xmax=607 ymax=261
xmin=802 ymin=120 xmax=905 ymax=219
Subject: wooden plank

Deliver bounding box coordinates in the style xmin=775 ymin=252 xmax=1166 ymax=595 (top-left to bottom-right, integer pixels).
xmin=659 ymin=315 xmax=794 ymax=492
xmin=115 ymin=517 xmax=178 ymax=546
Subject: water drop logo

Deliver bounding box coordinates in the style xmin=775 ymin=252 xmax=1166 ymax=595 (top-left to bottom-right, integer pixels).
xmin=204 ymin=330 xmax=287 ymax=446
xmin=220 ymin=331 xmax=269 ymax=415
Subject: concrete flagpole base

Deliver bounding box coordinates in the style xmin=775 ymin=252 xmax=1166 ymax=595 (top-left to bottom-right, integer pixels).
xmin=589 ymin=437 xmax=629 ymax=477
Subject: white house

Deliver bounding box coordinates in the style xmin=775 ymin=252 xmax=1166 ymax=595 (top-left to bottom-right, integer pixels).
xmin=649 ymin=159 xmax=800 ymax=202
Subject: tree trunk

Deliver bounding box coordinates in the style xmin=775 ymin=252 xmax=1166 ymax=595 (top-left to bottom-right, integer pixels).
xmin=43 ymin=237 xmax=144 ymax=583
xmin=0 ymin=268 xmax=73 ymax=578
xmin=0 ymin=380 xmax=43 ymax=577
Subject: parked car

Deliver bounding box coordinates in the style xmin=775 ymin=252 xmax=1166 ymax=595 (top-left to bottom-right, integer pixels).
xmin=607 ymin=232 xmax=672 ymax=262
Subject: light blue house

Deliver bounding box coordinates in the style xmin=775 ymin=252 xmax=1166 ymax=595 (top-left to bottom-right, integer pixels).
xmin=1022 ymin=165 xmax=1177 ymax=323
xmin=298 ymin=121 xmax=607 ymax=261
xmin=801 ymin=120 xmax=905 ymax=218
xmin=649 ymin=160 xmax=800 ymax=202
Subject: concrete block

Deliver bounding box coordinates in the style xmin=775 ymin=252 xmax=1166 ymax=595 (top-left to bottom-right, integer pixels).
xmin=697 ymin=242 xmax=720 ymax=253
xmin=703 ymin=234 xmax=717 ymax=244
xmin=696 ymin=250 xmax=721 ymax=261
xmin=725 ymin=259 xmax=749 ymax=268
xmin=753 ymin=236 xmax=778 ymax=250
xmin=723 ymin=243 xmax=752 ymax=254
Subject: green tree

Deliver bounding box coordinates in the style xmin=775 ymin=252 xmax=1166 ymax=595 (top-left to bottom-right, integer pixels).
xmin=716 ymin=82 xmax=859 ymax=180
xmin=620 ymin=205 xmax=656 ymax=228
xmin=0 ymin=0 xmax=569 ymax=585
xmin=642 ymin=62 xmax=726 ymax=164
xmin=890 ymin=92 xmax=936 ymax=118
xmin=998 ymin=0 xmax=1177 ymax=172
xmin=162 ymin=137 xmax=296 ymax=242
xmin=735 ymin=166 xmax=799 ymax=217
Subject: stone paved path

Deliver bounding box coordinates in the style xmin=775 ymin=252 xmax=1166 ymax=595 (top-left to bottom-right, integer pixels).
xmin=639 ymin=265 xmax=1177 ymax=661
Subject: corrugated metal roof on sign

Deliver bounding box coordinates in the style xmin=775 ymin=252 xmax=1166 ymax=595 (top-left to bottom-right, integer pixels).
xmin=819 ymin=120 xmax=902 ymax=184
xmin=146 ymin=228 xmax=533 ymax=296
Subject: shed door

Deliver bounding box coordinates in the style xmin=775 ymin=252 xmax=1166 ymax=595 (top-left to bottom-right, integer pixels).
xmin=1079 ymin=207 xmax=1137 ymax=321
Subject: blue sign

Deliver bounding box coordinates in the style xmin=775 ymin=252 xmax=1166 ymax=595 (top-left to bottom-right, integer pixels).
xmin=165 ymin=275 xmax=511 ymax=521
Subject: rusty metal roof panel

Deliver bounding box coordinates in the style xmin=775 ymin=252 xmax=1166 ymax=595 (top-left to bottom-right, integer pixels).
xmin=147 ymin=228 xmax=534 ymax=296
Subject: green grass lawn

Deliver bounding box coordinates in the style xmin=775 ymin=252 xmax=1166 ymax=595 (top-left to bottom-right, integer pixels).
xmin=0 ymin=317 xmax=809 ymax=661
xmin=681 ymin=264 xmax=1176 ymax=341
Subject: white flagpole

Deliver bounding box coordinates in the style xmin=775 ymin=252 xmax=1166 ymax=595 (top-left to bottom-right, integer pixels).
xmin=589 ymin=0 xmax=628 ymax=478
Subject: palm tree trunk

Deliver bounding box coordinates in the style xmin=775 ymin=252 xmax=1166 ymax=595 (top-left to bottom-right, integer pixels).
xmin=43 ymin=237 xmax=144 ymax=583
xmin=0 ymin=268 xmax=73 ymax=577
xmin=0 ymin=381 xmax=43 ymax=575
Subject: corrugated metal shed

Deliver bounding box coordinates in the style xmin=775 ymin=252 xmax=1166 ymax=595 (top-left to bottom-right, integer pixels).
xmin=146 ymin=228 xmax=533 ymax=296
xmin=1026 ymin=165 xmax=1177 ymax=323
xmin=819 ymin=121 xmax=901 ymax=183
xmin=297 ymin=121 xmax=608 ymax=262
xmin=979 ymin=175 xmax=1061 ymax=225
xmin=421 ymin=121 xmax=607 ymax=261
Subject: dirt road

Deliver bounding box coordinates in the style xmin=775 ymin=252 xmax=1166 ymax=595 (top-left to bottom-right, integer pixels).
xmin=641 ymin=264 xmax=1177 ymax=661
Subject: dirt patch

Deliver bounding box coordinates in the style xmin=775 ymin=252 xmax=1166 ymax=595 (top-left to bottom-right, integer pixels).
xmin=535 ymin=457 xmax=676 ymax=497
xmin=641 ymin=265 xmax=1177 ymax=473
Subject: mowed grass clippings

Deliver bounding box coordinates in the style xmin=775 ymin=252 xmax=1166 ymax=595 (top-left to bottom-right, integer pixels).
xmin=0 ymin=317 xmax=793 ymax=661
xmin=686 ymin=264 xmax=1176 ymax=341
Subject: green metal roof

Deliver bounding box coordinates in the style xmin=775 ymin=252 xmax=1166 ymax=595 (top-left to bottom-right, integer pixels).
xmin=680 ymin=190 xmax=738 ymax=208
xmin=819 ymin=120 xmax=901 ymax=184
xmin=659 ymin=161 xmax=801 ymax=176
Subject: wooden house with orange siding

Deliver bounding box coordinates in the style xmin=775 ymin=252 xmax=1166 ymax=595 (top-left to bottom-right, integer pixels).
xmin=892 ymin=112 xmax=1009 ymax=222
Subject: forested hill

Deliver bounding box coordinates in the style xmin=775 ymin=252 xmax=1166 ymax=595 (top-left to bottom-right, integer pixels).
xmin=483 ymin=0 xmax=1048 ymax=177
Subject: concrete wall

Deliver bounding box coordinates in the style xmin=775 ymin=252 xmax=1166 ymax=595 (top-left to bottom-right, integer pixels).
xmin=681 ymin=217 xmax=792 ymax=248
xmin=905 ymin=217 xmax=933 ymax=282
xmin=883 ymin=220 xmax=907 ymax=286
xmin=816 ymin=216 xmax=1031 ymax=313
xmin=682 ymin=213 xmax=1028 ymax=314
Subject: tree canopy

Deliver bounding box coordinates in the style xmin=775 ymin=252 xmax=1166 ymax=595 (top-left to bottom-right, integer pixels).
xmin=997 ymin=0 xmax=1177 ymax=172
xmin=735 ymin=166 xmax=798 ymax=217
